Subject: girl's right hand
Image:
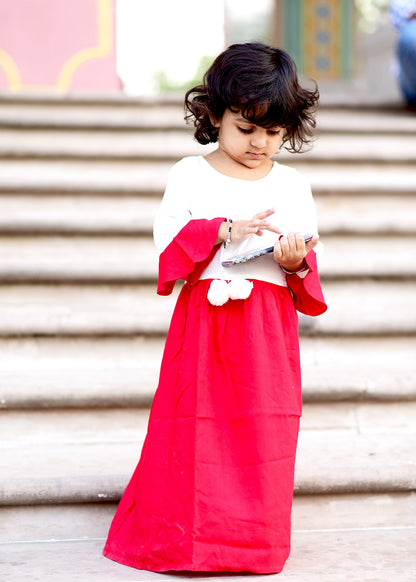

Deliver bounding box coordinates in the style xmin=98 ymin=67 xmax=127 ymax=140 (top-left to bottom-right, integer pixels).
xmin=230 ymin=209 xmax=281 ymax=242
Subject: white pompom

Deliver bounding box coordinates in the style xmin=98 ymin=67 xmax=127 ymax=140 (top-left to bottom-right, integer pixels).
xmin=228 ymin=278 xmax=253 ymax=300
xmin=207 ymin=279 xmax=230 ymax=306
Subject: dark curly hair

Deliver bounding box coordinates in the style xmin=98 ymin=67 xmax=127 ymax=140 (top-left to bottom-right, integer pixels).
xmin=185 ymin=43 xmax=319 ymax=153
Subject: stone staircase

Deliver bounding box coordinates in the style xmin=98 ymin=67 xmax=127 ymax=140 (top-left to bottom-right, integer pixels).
xmin=0 ymin=95 xmax=415 ymax=582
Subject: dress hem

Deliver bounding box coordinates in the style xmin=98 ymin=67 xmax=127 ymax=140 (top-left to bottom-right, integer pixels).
xmin=103 ymin=548 xmax=283 ymax=574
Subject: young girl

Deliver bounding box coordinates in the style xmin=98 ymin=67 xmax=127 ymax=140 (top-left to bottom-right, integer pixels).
xmin=104 ymin=42 xmax=327 ymax=574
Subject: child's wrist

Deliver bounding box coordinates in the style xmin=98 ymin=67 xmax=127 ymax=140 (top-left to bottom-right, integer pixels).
xmin=224 ymin=218 xmax=233 ymax=247
xmin=279 ymin=259 xmax=308 ymax=274
xmin=216 ymin=219 xmax=232 ymax=245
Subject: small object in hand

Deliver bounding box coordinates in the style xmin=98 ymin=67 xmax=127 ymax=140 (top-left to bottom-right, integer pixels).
xmin=222 ymin=233 xmax=313 ymax=267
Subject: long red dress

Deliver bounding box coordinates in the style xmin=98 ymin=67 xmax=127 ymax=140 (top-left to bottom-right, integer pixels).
xmin=103 ymin=218 xmax=327 ymax=574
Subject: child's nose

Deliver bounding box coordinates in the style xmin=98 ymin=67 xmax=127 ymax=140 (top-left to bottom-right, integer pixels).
xmin=250 ymin=133 xmax=267 ymax=149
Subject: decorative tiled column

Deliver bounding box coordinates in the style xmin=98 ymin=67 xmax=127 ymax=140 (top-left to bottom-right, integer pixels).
xmin=0 ymin=0 xmax=119 ymax=93
xmin=273 ymin=0 xmax=354 ymax=80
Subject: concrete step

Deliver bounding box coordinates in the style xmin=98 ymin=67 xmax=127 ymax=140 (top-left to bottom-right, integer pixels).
xmin=317 ymin=106 xmax=416 ymax=134
xmin=316 ymin=193 xmax=416 ymax=235
xmin=0 ymin=336 xmax=414 ymax=410
xmin=1 ymin=493 xmax=415 ymax=581
xmin=2 ymin=492 xmax=414 ymax=547
xmin=0 ymin=194 xmax=158 ymax=234
xmin=0 ymin=96 xmax=415 ymax=134
xmin=0 ymin=236 xmax=157 ymax=282
xmin=0 ymin=99 xmax=187 ymax=130
xmin=1 ymin=128 xmax=415 ymax=163
xmin=0 ymin=280 xmax=414 ymax=336
xmin=0 ymin=234 xmax=414 ymax=282
xmin=0 ymin=159 xmax=414 ymax=195
xmin=0 ymin=402 xmax=414 ymax=506
xmin=0 ymin=193 xmax=415 ymax=236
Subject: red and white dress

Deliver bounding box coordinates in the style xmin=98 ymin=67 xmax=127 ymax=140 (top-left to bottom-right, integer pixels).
xmin=103 ymin=156 xmax=327 ymax=574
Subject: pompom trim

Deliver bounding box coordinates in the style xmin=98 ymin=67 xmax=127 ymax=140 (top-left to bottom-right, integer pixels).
xmin=207 ymin=278 xmax=253 ymax=306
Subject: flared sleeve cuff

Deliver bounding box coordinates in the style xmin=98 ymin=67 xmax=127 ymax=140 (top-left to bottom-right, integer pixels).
xmin=157 ymin=217 xmax=226 ymax=296
xmin=286 ymin=249 xmax=327 ymax=316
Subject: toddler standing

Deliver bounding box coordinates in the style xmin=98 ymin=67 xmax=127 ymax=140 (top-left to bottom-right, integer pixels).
xmin=104 ymin=42 xmax=327 ymax=574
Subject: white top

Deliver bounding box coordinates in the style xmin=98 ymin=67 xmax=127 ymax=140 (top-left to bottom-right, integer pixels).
xmin=153 ymin=156 xmax=320 ymax=287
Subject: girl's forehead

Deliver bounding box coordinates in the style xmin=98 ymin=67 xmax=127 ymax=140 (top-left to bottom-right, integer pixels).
xmin=226 ymin=108 xmax=283 ymax=129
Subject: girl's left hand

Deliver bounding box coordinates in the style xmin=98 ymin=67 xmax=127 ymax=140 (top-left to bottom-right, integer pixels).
xmin=273 ymin=232 xmax=319 ymax=272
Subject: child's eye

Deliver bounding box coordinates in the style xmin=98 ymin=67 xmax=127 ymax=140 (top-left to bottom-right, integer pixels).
xmin=268 ymin=130 xmax=281 ymax=136
xmin=238 ymin=127 xmax=253 ymax=134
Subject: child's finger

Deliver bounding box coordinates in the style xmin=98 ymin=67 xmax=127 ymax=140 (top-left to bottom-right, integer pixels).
xmin=253 ymin=208 xmax=275 ymax=221
xmin=305 ymin=234 xmax=319 ymax=251
xmin=276 ymin=235 xmax=290 ymax=255
xmin=293 ymin=232 xmax=306 ymax=251
xmin=252 ymin=210 xmax=281 ymax=235
xmin=265 ymin=224 xmax=281 ymax=235
xmin=285 ymin=232 xmax=298 ymax=252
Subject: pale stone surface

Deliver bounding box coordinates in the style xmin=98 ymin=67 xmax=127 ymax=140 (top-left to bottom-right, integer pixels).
xmin=0 ymin=100 xmax=186 ymax=129
xmin=316 ymin=194 xmax=416 ymax=235
xmin=2 ymin=493 xmax=415 ymax=542
xmin=318 ymin=236 xmax=416 ymax=277
xmin=2 ymin=533 xmax=414 ymax=582
xmin=0 ymin=97 xmax=415 ymax=133
xmin=0 ymin=283 xmax=176 ymax=335
xmin=0 ymin=280 xmax=414 ymax=336
xmin=0 ymin=159 xmax=415 ymax=195
xmin=1 ymin=336 xmax=415 ymax=409
xmin=0 ymin=236 xmax=158 ymax=281
xmin=309 ymin=280 xmax=416 ymax=335
xmin=0 ymin=234 xmax=415 ymax=281
xmin=300 ymin=336 xmax=416 ymax=400
xmin=1 ymin=495 xmax=415 ymax=581
xmin=0 ymin=128 xmax=415 ymax=162
xmin=0 ymin=194 xmax=415 ymax=236
xmin=0 ymin=194 xmax=159 ymax=234
xmin=0 ymin=159 xmax=171 ymax=194
xmin=1 ymin=403 xmax=415 ymax=504
xmin=293 ymin=162 xmax=416 ymax=194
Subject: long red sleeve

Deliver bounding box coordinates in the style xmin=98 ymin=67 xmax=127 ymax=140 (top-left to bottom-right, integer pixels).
xmin=157 ymin=218 xmax=225 ymax=296
xmin=286 ymin=249 xmax=327 ymax=316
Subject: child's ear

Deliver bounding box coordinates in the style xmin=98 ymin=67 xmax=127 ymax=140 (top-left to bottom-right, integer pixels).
xmin=209 ymin=114 xmax=220 ymax=128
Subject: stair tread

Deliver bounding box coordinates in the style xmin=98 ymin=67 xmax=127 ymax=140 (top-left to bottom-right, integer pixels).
xmin=316 ymin=194 xmax=416 ymax=234
xmin=0 ymin=98 xmax=415 ymax=133
xmin=0 ymin=128 xmax=415 ymax=162
xmin=2 ymin=528 xmax=414 ymax=581
xmin=0 ymin=159 xmax=414 ymax=194
xmin=0 ymin=281 xmax=414 ymax=336
xmin=0 ymin=403 xmax=415 ymax=504
xmin=0 ymin=193 xmax=415 ymax=235
xmin=0 ymin=336 xmax=414 ymax=408
xmin=0 ymin=194 xmax=158 ymax=233
xmin=0 ymin=234 xmax=414 ymax=281
xmin=1 ymin=492 xmax=414 ymax=542
xmin=1 ymin=494 xmax=415 ymax=581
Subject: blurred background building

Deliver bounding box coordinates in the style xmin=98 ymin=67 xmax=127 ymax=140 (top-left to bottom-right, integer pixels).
xmin=0 ymin=0 xmax=403 ymax=104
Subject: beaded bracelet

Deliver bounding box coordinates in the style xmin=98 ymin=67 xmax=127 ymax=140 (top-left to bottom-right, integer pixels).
xmin=280 ymin=261 xmax=309 ymax=275
xmin=224 ymin=218 xmax=233 ymax=248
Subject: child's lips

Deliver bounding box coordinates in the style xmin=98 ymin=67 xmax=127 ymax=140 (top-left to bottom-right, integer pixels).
xmin=247 ymin=152 xmax=264 ymax=158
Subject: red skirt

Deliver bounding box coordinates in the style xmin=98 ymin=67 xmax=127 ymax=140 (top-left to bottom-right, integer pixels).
xmin=104 ymin=279 xmax=302 ymax=574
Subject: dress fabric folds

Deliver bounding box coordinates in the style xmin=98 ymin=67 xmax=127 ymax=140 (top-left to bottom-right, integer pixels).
xmin=103 ymin=219 xmax=327 ymax=574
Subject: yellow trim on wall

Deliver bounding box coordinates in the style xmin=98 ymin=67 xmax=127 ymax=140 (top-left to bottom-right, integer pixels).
xmin=0 ymin=0 xmax=113 ymax=92
xmin=57 ymin=0 xmax=112 ymax=91
xmin=0 ymin=48 xmax=22 ymax=90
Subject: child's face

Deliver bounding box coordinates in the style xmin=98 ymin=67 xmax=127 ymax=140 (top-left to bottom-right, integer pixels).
xmin=214 ymin=109 xmax=284 ymax=172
